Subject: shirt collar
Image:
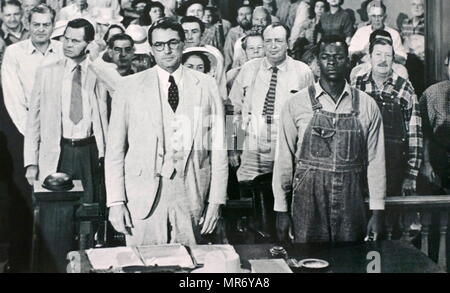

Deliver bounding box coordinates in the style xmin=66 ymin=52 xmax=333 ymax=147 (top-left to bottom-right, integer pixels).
xmin=262 ymin=56 xmax=288 ymax=72
xmin=65 ymin=56 xmax=88 ymax=73
xmin=365 ymin=69 xmax=397 ymax=87
xmin=155 ymin=64 xmax=183 ymax=85
xmin=2 ymin=23 xmax=26 ymax=39
xmin=315 ymin=80 xmax=352 ymax=103
xmin=26 ymin=39 xmax=58 ymax=55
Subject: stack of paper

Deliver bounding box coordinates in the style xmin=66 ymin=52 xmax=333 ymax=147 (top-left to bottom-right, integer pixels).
xmin=86 ymin=247 xmax=144 ymax=270
xmin=190 ymin=245 xmax=241 ymax=273
xmin=249 ymin=259 xmax=293 ymax=273
xmin=137 ymin=244 xmax=195 ymax=268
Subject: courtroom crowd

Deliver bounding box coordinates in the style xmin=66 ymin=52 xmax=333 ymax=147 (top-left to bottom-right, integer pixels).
xmin=0 ymin=0 xmax=448 ymax=272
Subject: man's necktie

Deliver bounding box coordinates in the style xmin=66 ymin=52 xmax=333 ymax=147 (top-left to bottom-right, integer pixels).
xmin=69 ymin=65 xmax=83 ymax=125
xmin=262 ymin=66 xmax=279 ymax=124
xmin=168 ymin=75 xmax=179 ymax=112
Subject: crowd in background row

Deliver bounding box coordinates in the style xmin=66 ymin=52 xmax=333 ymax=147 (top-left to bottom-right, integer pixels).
xmin=0 ymin=0 xmax=448 ymax=272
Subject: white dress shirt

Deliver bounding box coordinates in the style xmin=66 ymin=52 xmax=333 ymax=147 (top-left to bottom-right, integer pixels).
xmin=61 ymin=58 xmax=93 ymax=139
xmin=1 ymin=39 xmax=64 ymax=134
xmin=349 ymin=25 xmax=407 ymax=62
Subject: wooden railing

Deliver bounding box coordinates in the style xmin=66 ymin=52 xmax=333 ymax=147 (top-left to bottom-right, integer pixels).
xmin=375 ymin=195 xmax=450 ymax=271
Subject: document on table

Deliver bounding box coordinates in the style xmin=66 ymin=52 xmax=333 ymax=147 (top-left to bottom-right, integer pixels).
xmin=136 ymin=244 xmax=195 ymax=268
xmin=87 ymin=247 xmax=144 ymax=270
xmin=249 ymin=259 xmax=293 ymax=273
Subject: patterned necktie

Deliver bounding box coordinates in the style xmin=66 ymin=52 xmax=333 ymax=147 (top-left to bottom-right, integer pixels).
xmin=168 ymin=75 xmax=179 ymax=112
xmin=262 ymin=66 xmax=279 ymax=124
xmin=69 ymin=65 xmax=83 ymax=125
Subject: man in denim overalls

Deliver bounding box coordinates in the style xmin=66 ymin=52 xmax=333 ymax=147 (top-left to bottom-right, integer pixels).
xmin=273 ymin=35 xmax=386 ymax=243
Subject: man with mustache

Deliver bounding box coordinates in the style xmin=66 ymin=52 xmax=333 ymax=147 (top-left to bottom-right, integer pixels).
xmin=353 ymin=33 xmax=423 ymax=235
xmin=273 ymin=35 xmax=385 ymax=243
xmin=354 ymin=35 xmax=422 ymax=199
xmin=223 ymin=4 xmax=253 ymax=71
xmin=231 ymin=6 xmax=272 ymax=69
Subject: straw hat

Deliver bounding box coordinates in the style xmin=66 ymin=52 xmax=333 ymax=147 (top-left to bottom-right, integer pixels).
xmin=94 ymin=8 xmax=124 ymax=25
xmin=51 ymin=20 xmax=68 ymax=39
xmin=125 ymin=24 xmax=151 ymax=54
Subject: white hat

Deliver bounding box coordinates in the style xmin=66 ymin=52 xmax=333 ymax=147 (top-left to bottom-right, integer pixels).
xmin=125 ymin=24 xmax=151 ymax=54
xmin=51 ymin=20 xmax=68 ymax=39
xmin=94 ymin=8 xmax=123 ymax=25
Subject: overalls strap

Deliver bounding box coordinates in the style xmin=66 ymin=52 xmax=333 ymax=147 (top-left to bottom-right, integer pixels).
xmin=308 ymin=85 xmax=322 ymax=111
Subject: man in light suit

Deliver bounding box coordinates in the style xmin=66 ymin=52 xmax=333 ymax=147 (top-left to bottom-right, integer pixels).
xmin=106 ymin=18 xmax=228 ymax=246
xmin=24 ymin=18 xmax=108 ymax=204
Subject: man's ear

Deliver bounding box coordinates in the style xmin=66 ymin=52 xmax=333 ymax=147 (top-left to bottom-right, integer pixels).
xmin=107 ymin=47 xmax=113 ymax=58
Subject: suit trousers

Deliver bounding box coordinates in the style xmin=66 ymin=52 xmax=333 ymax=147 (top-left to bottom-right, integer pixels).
xmin=57 ymin=138 xmax=101 ymax=204
xmin=126 ymin=172 xmax=207 ymax=246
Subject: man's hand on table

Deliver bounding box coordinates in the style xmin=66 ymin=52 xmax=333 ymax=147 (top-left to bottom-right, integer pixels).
xmin=276 ymin=212 xmax=293 ymax=243
xmin=109 ymin=204 xmax=133 ymax=235
xmin=366 ymin=210 xmax=383 ymax=241
xmin=200 ymin=203 xmax=221 ymax=234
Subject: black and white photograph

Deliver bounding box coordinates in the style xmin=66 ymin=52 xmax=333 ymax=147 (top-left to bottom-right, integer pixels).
xmin=0 ymin=0 xmax=448 ymax=277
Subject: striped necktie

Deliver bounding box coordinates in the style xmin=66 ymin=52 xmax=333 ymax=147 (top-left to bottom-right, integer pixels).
xmin=69 ymin=64 xmax=83 ymax=125
xmin=262 ymin=66 xmax=279 ymax=124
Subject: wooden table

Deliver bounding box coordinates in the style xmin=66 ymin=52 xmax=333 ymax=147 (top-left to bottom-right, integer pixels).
xmin=66 ymin=240 xmax=444 ymax=273
xmin=235 ymin=240 xmax=445 ymax=273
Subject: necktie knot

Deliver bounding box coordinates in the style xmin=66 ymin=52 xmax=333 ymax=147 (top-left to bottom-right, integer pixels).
xmin=169 ymin=75 xmax=175 ymax=84
xmin=271 ymin=66 xmax=278 ymax=73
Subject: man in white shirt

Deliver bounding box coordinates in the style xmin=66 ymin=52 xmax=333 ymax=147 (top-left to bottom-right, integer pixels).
xmin=229 ymin=23 xmax=314 ymax=240
xmin=2 ymin=4 xmax=63 ymax=135
xmin=0 ymin=3 xmax=63 ymax=272
xmin=349 ymin=0 xmax=406 ymax=64
xmin=24 ymin=18 xmax=108 ymax=205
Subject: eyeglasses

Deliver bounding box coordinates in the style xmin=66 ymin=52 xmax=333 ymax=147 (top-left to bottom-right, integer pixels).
xmin=152 ymin=39 xmax=182 ymax=51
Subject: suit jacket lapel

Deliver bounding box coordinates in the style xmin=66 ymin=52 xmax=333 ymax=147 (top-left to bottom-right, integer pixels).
xmin=181 ymin=69 xmax=201 ymax=171
xmin=144 ymin=69 xmax=164 ymax=141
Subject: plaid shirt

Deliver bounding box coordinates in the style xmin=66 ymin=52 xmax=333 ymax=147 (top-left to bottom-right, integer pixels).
xmin=401 ymin=15 xmax=425 ymax=38
xmin=353 ymin=71 xmax=423 ymax=180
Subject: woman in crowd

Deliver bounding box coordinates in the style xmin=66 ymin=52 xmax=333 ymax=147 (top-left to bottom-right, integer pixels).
xmin=319 ymin=0 xmax=354 ymax=43
xmin=131 ymin=1 xmax=165 ymax=31
xmin=182 ymin=51 xmax=211 ymax=74
xmin=291 ymin=0 xmax=329 ymax=61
